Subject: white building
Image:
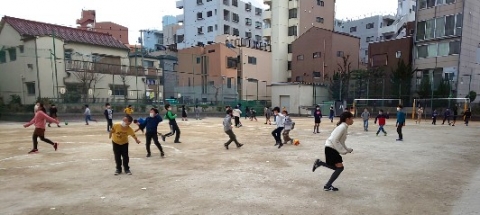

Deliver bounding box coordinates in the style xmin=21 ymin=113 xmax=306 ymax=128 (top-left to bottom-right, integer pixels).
xmin=263 ymin=0 xmax=336 ymax=83
xmin=175 ymin=0 xmax=264 ymax=49
xmin=0 ymin=16 xmax=148 ymax=105
xmin=334 ymin=0 xmax=416 ymax=64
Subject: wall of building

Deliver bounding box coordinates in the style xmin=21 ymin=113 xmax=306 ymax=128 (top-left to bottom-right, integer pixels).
xmin=270 ymin=83 xmax=329 ymax=114
xmin=142 ymin=30 xmax=163 ymax=52
xmin=162 ymin=15 xmax=177 ymax=27
xmin=298 ymin=0 xmax=334 ymax=34
xmin=241 ymin=47 xmax=272 ymax=101
xmin=268 ymin=0 xmax=290 ymax=82
xmin=163 ymin=24 xmax=182 ymax=46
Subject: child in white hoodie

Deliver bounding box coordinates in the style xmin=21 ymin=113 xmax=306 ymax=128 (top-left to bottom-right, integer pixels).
xmin=233 ymin=106 xmax=243 ymax=127
xmin=272 ymin=107 xmax=285 ymax=149
xmin=312 ymin=112 xmax=354 ymax=191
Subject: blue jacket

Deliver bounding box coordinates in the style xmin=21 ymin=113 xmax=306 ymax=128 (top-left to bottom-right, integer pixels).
xmin=139 ymin=115 xmax=163 ymax=133
xmin=396 ymin=111 xmax=406 ymax=124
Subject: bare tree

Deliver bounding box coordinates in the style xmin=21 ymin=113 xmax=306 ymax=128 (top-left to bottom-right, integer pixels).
xmin=72 ymin=61 xmax=104 ymax=102
xmin=335 ymin=54 xmax=353 ymax=100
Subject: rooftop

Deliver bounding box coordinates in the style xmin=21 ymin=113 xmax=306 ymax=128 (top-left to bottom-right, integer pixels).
xmin=0 ymin=16 xmax=128 ymax=50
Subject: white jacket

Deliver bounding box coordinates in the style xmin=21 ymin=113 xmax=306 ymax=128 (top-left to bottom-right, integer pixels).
xmin=325 ymin=122 xmax=352 ymax=155
xmin=276 ymin=113 xmax=285 ymax=127
xmin=233 ymin=109 xmax=242 ymax=117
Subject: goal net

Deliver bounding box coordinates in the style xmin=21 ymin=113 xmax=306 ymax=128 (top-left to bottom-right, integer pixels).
xmin=353 ymin=99 xmax=402 ymax=118
xmin=412 ymin=98 xmax=470 ymax=119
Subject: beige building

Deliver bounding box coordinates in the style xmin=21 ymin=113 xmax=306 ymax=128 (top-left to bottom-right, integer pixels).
xmin=263 ymin=0 xmax=335 ymax=82
xmin=128 ymin=54 xmax=163 ymax=102
xmin=414 ymin=0 xmax=480 ymax=100
xmin=0 ymin=16 xmax=147 ymax=105
xmin=175 ymin=35 xmax=272 ymax=103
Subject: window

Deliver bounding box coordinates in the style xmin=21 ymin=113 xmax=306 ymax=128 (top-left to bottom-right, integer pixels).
xmin=143 ymin=60 xmax=154 ymax=68
xmin=255 ymin=35 xmax=261 ymax=41
xmin=208 ymin=49 xmax=215 ymax=53
xmin=287 ymin=61 xmax=292 ymax=70
xmin=445 ymin=15 xmax=455 ymax=36
xmin=425 ymin=19 xmax=435 ymax=39
xmin=316 ymin=17 xmax=324 ymax=23
xmin=224 ymin=25 xmax=230 ymax=34
xmin=416 ymin=40 xmax=460 ymax=58
xmin=197 ymin=0 xmax=203 ymax=4
xmin=255 ymin=8 xmax=262 ymax=16
xmin=227 ymin=57 xmax=237 ymax=68
xmin=111 ymin=86 xmax=126 ymax=96
xmin=366 ymin=36 xmax=374 ymax=42
xmin=245 ymin=3 xmax=251 ymax=11
xmin=223 ymin=0 xmax=229 ymax=6
xmin=215 ymin=24 xmax=218 ymax=30
xmin=396 ymin=51 xmax=402 ymax=58
xmin=245 ymin=18 xmax=252 ymax=26
xmin=26 ymin=82 xmax=35 ymax=95
xmin=313 ymin=52 xmax=321 ymax=58
xmin=438 ymin=42 xmax=449 ymax=56
xmin=223 ymin=10 xmax=230 ymax=21
xmin=416 ymin=21 xmax=426 ymax=40
xmin=297 ymin=55 xmax=304 ymax=60
xmin=232 ymin=28 xmax=239 ymax=36
xmin=197 ymin=27 xmax=204 ymax=35
xmin=19 ymin=45 xmax=24 ymax=53
xmin=208 ymin=26 xmax=213 ymax=32
xmin=197 ymin=12 xmax=203 ymax=20
xmin=313 ymin=71 xmax=321 ymax=77
xmin=449 ymin=40 xmax=460 ymax=55
xmin=8 ymin=48 xmax=16 ymax=61
xmin=350 ymin=27 xmax=357 ymax=33
xmin=245 ymin=32 xmax=252 ymax=38
xmin=417 ymin=13 xmax=462 ymax=41
xmin=227 ymin=78 xmax=232 ymax=88
xmin=207 ymin=11 xmax=213 ymax=17
xmin=337 ymin=51 xmax=344 ymax=57
xmin=255 ymin=21 xmax=262 ymax=29
xmin=232 ymin=13 xmax=239 ymax=23
xmin=420 ymin=0 xmax=455 ymax=9
xmin=248 ymin=56 xmax=257 ymax=64
xmin=427 ymin=44 xmax=438 ymax=57
xmin=455 ymin=13 xmax=463 ymax=36
xmin=232 ymin=0 xmax=238 ymax=7
xmin=288 ymin=26 xmax=297 ymax=36
xmin=289 ymin=9 xmax=297 ymax=19
xmin=196 ymin=57 xmax=201 ymax=64
xmin=288 ymin=44 xmax=292 ymax=53
xmin=366 ymin=23 xmax=374 ymax=29
xmin=317 ymin=0 xmax=324 ymax=6
xmin=435 ymin=17 xmax=445 ymax=38
xmin=365 ymin=49 xmax=368 ymax=56
xmin=0 ymin=50 xmax=5 ymax=63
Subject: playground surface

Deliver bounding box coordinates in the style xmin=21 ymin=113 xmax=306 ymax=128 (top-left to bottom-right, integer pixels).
xmin=0 ymin=117 xmax=479 ymax=215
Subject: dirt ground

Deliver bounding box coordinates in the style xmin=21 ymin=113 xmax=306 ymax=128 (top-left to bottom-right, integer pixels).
xmin=0 ymin=116 xmax=479 ymax=215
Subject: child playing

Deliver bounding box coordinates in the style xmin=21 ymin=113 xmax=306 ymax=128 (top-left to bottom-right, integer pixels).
xmin=124 ymin=105 xmax=134 ymax=116
xmin=181 ymin=105 xmax=188 ymax=121
xmin=463 ymin=108 xmax=472 ymax=126
xmin=233 ymin=105 xmax=243 ymax=127
xmin=451 ymin=106 xmax=458 ymax=126
xmin=416 ymin=107 xmax=424 ymax=124
xmin=272 ymin=107 xmax=285 ymax=149
xmin=24 ymin=104 xmax=60 ymax=154
xmin=84 ymin=104 xmax=97 ymax=125
xmin=396 ymin=105 xmax=406 ymax=141
xmin=104 ymin=103 xmax=113 ymax=132
xmin=109 ymin=115 xmax=141 ymax=175
xmin=374 ymin=109 xmax=389 ymax=136
xmin=162 ymin=104 xmax=181 ymax=143
xmin=194 ymin=105 xmax=201 ymax=120
xmin=313 ymin=105 xmax=322 ymax=134
xmin=432 ymin=109 xmax=438 ymax=125
xmin=442 ymin=108 xmax=451 ymax=125
xmin=265 ymin=107 xmax=272 ymax=125
xmin=329 ymin=106 xmax=334 ymax=123
xmin=223 ymin=109 xmax=243 ymax=150
xmin=133 ymin=118 xmax=146 ymax=133
xmin=250 ymin=108 xmax=258 ymax=121
xmin=47 ymin=104 xmax=61 ymax=127
xmin=282 ymin=110 xmax=294 ymax=144
xmin=361 ymin=108 xmax=370 ymax=131
xmin=312 ymin=112 xmax=354 ymax=191
xmin=137 ymin=108 xmax=165 ymax=157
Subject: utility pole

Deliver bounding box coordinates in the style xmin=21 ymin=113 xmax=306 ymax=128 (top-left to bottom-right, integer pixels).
xmin=430 ymin=71 xmax=434 ymax=112
xmin=52 ymin=30 xmax=59 ymax=101
xmin=339 ymin=74 xmax=343 ymax=101
xmin=140 ymin=30 xmax=146 ymax=107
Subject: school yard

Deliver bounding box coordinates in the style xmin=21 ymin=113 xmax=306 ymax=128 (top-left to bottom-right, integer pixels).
xmin=0 ymin=116 xmax=479 ymax=215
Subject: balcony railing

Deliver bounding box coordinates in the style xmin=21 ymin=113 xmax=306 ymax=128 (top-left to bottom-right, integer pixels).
xmin=65 ymin=60 xmax=161 ymax=76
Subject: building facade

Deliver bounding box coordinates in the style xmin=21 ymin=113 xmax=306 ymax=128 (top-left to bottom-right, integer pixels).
xmin=128 ymin=54 xmax=164 ymax=102
xmin=175 ymin=0 xmax=264 ymax=49
xmin=0 ymin=16 xmax=146 ymax=105
xmin=162 ymin=15 xmax=177 ymax=27
xmin=291 ymin=27 xmax=360 ymax=84
xmin=263 ymin=0 xmax=336 ymax=83
xmin=413 ymin=0 xmax=480 ymax=100
xmin=141 ymin=30 xmax=164 ymax=52
xmin=76 ymin=10 xmax=129 ymax=44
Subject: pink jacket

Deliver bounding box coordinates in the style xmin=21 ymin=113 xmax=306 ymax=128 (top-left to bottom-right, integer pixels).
xmin=24 ymin=111 xmax=59 ymax=129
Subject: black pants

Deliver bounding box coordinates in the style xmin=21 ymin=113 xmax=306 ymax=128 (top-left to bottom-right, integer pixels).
xmin=107 ymin=119 xmax=113 ymax=131
xmin=224 ymin=130 xmax=240 ymax=146
xmin=32 ymin=134 xmax=54 ymax=149
xmin=272 ymin=127 xmax=284 ymax=143
xmin=146 ymin=132 xmax=163 ymax=154
xmin=432 ymin=117 xmax=437 ymax=125
xmin=165 ymin=122 xmax=181 ymax=142
xmin=234 ymin=116 xmax=240 ymax=126
xmin=397 ymin=124 xmax=404 ymax=140
xmin=112 ymin=142 xmax=129 ymax=171
xmin=442 ymin=117 xmax=450 ymax=124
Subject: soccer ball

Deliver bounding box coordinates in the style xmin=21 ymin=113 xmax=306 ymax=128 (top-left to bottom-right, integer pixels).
xmin=293 ymin=139 xmax=300 ymax=146
xmin=65 ymin=121 xmax=68 ymax=125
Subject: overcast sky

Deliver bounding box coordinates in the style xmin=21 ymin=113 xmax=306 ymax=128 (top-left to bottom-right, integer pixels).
xmin=0 ymin=0 xmax=397 ymax=44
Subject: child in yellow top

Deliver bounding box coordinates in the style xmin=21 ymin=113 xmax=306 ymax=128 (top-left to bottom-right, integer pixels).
xmin=124 ymin=105 xmax=134 ymax=116
xmin=109 ymin=115 xmax=141 ymax=175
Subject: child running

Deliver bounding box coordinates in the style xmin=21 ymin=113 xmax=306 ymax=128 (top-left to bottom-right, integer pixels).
xmin=233 ymin=105 xmax=243 ymax=127
xmin=432 ymin=109 xmax=438 ymax=125
xmin=133 ymin=118 xmax=146 ymax=133
xmin=194 ymin=105 xmax=201 ymax=120
xmin=282 ymin=110 xmax=294 ymax=144
xmin=312 ymin=112 xmax=354 ymax=191
xmin=84 ymin=104 xmax=97 ymax=125
xmin=271 ymin=107 xmax=285 ymax=148
xmin=109 ymin=115 xmax=141 ymax=175
xmin=329 ymin=105 xmax=334 ymax=123
xmin=361 ymin=108 xmax=370 ymax=131
xmin=374 ymin=109 xmax=389 ymax=136
xmin=181 ymin=105 xmax=188 ymax=121
xmin=416 ymin=107 xmax=423 ymax=124
xmin=463 ymin=108 xmax=472 ymax=126
xmin=313 ymin=105 xmax=322 ymax=134
xmin=138 ymin=108 xmax=165 ymax=157
xmin=451 ymin=106 xmax=458 ymax=126
xmin=162 ymin=104 xmax=181 ymax=143
xmin=223 ymin=109 xmax=243 ymax=149
xmin=24 ymin=104 xmax=60 ymax=154
xmin=124 ymin=105 xmax=134 ymax=116
xmin=104 ymin=103 xmax=113 ymax=132
xmin=265 ymin=107 xmax=272 ymax=125
xmin=396 ymin=105 xmax=406 ymax=141
xmin=47 ymin=104 xmax=61 ymax=127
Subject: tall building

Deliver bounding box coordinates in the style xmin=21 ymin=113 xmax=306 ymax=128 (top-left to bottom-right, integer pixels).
xmin=175 ymin=0 xmax=264 ymax=49
xmin=76 ymin=10 xmax=129 ymax=44
xmin=413 ymin=0 xmax=480 ymax=100
xmin=141 ymin=30 xmax=164 ymax=52
xmin=162 ymin=15 xmax=177 ymax=27
xmin=263 ymin=0 xmax=335 ymax=83
xmin=335 ymin=0 xmax=416 ymax=65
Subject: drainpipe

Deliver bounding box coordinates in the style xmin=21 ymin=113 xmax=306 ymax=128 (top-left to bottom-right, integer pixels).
xmin=34 ymin=37 xmax=41 ymax=98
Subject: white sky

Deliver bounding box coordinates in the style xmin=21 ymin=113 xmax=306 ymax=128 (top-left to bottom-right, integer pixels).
xmin=0 ymin=0 xmax=397 ymax=44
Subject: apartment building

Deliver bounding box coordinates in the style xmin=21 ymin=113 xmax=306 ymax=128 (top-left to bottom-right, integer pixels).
xmin=413 ymin=0 xmax=480 ymax=100
xmin=175 ymin=0 xmax=264 ymax=50
xmin=0 ymin=16 xmax=147 ymax=104
xmin=263 ymin=0 xmax=335 ymax=83
xmin=335 ymin=0 xmax=416 ymax=65
xmin=162 ymin=15 xmax=177 ymax=26
xmin=128 ymin=53 xmax=164 ymax=101
xmin=141 ymin=30 xmax=164 ymax=52
xmin=76 ymin=10 xmax=129 ymax=44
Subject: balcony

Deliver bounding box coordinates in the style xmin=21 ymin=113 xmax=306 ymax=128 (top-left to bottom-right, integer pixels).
xmin=176 ymin=0 xmax=183 ymax=9
xmin=380 ymin=24 xmax=396 ymax=37
xmin=263 ymin=28 xmax=271 ymax=37
xmin=263 ymin=10 xmax=271 ymax=20
xmin=289 ymin=0 xmax=298 ymax=9
xmin=176 ymin=14 xmax=184 ymax=23
xmin=264 ymin=0 xmax=271 ymax=4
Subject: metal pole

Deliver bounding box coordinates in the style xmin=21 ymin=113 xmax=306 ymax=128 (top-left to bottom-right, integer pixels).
xmin=339 ymin=76 xmax=342 ymax=101
xmin=140 ymin=30 xmax=146 ymax=107
xmin=34 ymin=39 xmax=42 ymax=98
xmin=430 ymin=71 xmax=434 ymax=112
xmin=135 ymin=45 xmax=138 ymax=106
xmin=52 ymin=31 xmax=59 ymax=102
xmin=49 ymin=52 xmax=55 ymax=98
xmin=382 ymin=79 xmax=385 ymax=106
xmin=256 ymin=81 xmax=259 ymax=101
